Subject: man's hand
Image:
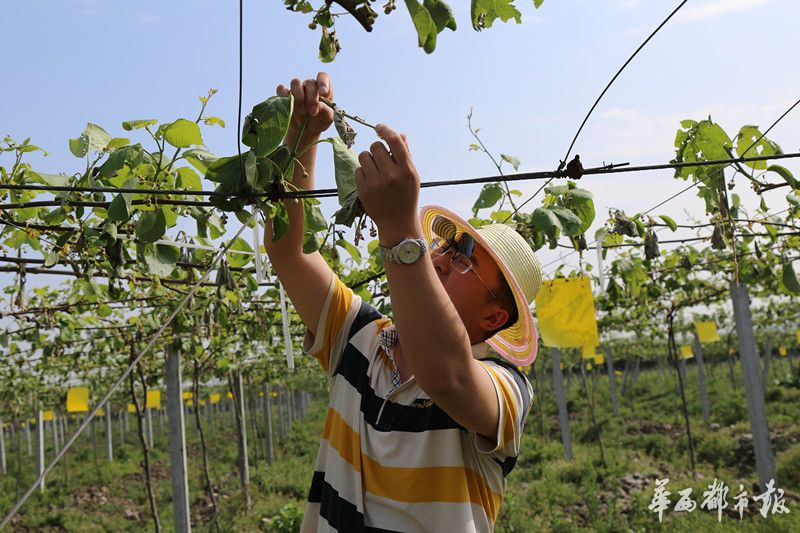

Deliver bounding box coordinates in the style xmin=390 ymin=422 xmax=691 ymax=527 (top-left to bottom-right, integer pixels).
xmin=355 ymin=124 xmax=422 ymax=245
xmin=277 ymin=72 xmax=334 ymax=140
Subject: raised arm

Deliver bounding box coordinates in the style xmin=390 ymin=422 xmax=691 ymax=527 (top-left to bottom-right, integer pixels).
xmin=263 ymin=73 xmax=335 ymax=335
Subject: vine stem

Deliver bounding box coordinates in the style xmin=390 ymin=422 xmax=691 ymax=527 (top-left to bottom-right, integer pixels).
xmin=320 ymin=96 xmax=376 ymax=130
xmin=466 ymin=109 xmax=519 ymax=213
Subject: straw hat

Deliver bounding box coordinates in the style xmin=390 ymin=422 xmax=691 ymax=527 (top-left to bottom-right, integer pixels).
xmin=420 ymin=205 xmax=543 ymax=366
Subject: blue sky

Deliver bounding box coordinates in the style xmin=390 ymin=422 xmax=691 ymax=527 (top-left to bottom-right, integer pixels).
xmin=2 ymin=0 xmax=798 ymax=292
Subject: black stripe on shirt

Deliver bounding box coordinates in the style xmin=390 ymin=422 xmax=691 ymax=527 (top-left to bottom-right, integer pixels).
xmin=481 ymin=357 xmax=532 ymax=412
xmin=336 ymin=343 xmax=463 ymax=433
xmin=308 ymin=471 xmax=401 ymax=533
xmin=493 ymin=455 xmax=518 ymax=477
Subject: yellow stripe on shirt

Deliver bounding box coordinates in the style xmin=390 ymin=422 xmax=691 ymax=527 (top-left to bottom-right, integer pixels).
xmin=321 ymin=406 xmax=503 ymax=521
xmin=480 ymin=363 xmax=519 ymax=450
xmin=310 ymin=277 xmax=355 ymax=373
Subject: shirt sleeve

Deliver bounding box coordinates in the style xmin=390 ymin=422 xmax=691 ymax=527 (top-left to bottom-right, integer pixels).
xmin=474 ymin=360 xmax=534 ymax=458
xmin=302 ymin=272 xmax=362 ymax=376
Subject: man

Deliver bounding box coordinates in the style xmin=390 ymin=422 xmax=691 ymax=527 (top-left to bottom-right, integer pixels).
xmin=264 ymin=72 xmax=543 ymax=532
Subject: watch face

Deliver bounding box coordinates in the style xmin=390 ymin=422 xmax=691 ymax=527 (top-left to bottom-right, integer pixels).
xmin=398 ymin=240 xmax=423 ymax=264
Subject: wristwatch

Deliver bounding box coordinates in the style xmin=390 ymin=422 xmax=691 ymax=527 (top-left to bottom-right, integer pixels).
xmin=379 ymin=238 xmax=428 ymax=265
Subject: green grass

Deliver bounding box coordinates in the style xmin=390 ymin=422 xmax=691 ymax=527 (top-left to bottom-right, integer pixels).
xmin=1 ymin=358 xmax=799 ymax=532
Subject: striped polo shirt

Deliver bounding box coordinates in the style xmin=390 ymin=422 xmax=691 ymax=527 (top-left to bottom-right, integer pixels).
xmin=301 ymin=274 xmax=533 ymax=532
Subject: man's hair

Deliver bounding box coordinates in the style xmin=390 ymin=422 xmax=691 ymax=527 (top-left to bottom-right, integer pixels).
xmin=484 ymin=275 xmax=518 ymax=341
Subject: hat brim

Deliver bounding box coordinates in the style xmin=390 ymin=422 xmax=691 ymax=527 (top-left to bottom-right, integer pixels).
xmin=420 ymin=205 xmax=538 ymax=366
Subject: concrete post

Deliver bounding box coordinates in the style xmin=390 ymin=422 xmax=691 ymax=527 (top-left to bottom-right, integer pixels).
xmin=105 ymin=407 xmax=113 ymax=462
xmin=731 ymin=282 xmax=776 ymax=490
xmin=693 ymin=336 xmax=711 ymax=426
xmin=35 ymin=410 xmax=45 ymax=491
xmin=263 ymin=383 xmax=274 ymax=464
xmin=550 ymin=348 xmax=573 ymax=460
xmin=166 ymin=347 xmax=192 ymax=533
xmin=603 ymin=347 xmax=619 ymax=417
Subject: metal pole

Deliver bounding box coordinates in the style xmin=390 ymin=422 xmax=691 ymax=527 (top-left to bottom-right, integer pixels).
xmin=0 ymin=420 xmax=6 ymax=475
xmin=166 ymin=347 xmax=192 ymax=533
xmin=263 ymin=383 xmax=274 ymax=464
xmin=731 ymin=282 xmax=777 ymax=490
xmin=24 ymin=420 xmax=31 ymax=456
xmin=146 ymin=407 xmax=154 ymax=448
xmin=276 ymin=385 xmax=285 ymax=441
xmin=550 ymin=348 xmax=573 ymax=460
xmin=105 ymin=407 xmax=113 ymax=462
xmin=232 ymin=372 xmax=250 ymax=509
xmin=679 ymin=358 xmax=686 ymax=382
xmin=603 ymin=347 xmax=619 ymax=417
xmin=51 ymin=416 xmax=59 ymax=454
xmin=693 ymin=335 xmax=710 ymax=426
xmin=118 ymin=410 xmax=124 ymax=448
xmin=35 ymin=410 xmax=45 ymax=491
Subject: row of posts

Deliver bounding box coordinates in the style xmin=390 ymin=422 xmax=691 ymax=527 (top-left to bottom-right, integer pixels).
xmin=0 ymin=352 xmax=311 ymax=533
xmin=538 ymin=283 xmax=793 ymax=492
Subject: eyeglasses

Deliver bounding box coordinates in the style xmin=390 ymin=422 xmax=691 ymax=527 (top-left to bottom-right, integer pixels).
xmin=429 ymin=237 xmax=502 ymax=304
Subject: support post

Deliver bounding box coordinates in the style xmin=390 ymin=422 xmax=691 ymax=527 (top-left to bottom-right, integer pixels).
xmin=166 ymin=346 xmax=192 ymax=533
xmin=51 ymin=416 xmax=59 ymax=454
xmin=146 ymin=407 xmax=154 ymax=448
xmin=105 ymin=407 xmax=113 ymax=462
xmin=35 ymin=409 xmax=45 ymax=491
xmin=731 ymin=282 xmax=776 ymax=490
xmin=232 ymin=372 xmax=250 ymax=509
xmin=550 ymin=348 xmax=573 ymax=460
xmin=762 ymin=338 xmax=772 ymax=389
xmin=263 ymin=383 xmax=274 ymax=464
xmin=0 ymin=420 xmax=6 ymax=475
xmin=603 ymin=347 xmax=619 ymax=417
xmin=693 ymin=335 xmax=711 ymax=426
xmin=25 ymin=420 xmax=32 ymax=456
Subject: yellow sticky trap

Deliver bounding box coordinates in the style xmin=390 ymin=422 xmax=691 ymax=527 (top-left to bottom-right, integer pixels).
xmin=614 ymin=370 xmax=623 ymax=376
xmin=270 ymin=391 xmax=278 ymax=398
xmin=127 ymin=403 xmax=136 ymax=413
xmin=779 ymin=345 xmax=788 ymax=357
xmin=535 ymin=277 xmax=599 ymax=348
xmin=199 ymin=400 xmax=206 ymax=406
xmin=146 ymin=390 xmax=161 ymax=410
xmin=226 ymin=391 xmax=234 ymax=399
xmin=259 ymin=392 xmax=264 ymax=397
xmin=680 ymin=345 xmax=694 ymax=360
xmin=182 ymin=391 xmax=193 ymax=400
xmin=594 ymin=354 xmax=605 ymax=365
xmin=97 ymin=408 xmax=104 ymax=416
xmin=796 ymin=329 xmax=800 ymax=345
xmin=187 ymin=399 xmax=194 ymax=407
xmin=210 ymin=393 xmax=221 ymax=404
xmin=29 ymin=417 xmax=35 ymax=425
xmin=43 ymin=410 xmax=54 ymax=421
xmin=585 ymin=362 xmax=592 ymax=370
xmin=66 ymin=386 xmax=90 ymax=413
xmin=695 ymin=321 xmax=721 ymax=344
xmin=582 ymin=345 xmax=598 ymax=360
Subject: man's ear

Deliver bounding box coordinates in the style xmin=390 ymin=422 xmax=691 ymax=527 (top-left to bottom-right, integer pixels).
xmin=480 ymin=305 xmax=509 ymax=333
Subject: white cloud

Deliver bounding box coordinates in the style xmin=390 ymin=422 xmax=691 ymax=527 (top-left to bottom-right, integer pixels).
xmin=677 ymin=0 xmax=768 ymax=23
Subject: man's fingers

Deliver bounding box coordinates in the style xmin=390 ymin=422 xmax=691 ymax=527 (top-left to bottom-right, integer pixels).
xmin=375 ymin=124 xmax=410 ymax=166
xmin=370 ymin=141 xmax=393 ymax=171
xmin=290 ymin=78 xmax=305 ymax=114
xmin=357 ymin=150 xmax=379 ymax=180
xmin=276 ymin=84 xmax=290 ymax=97
xmin=316 ymin=72 xmax=331 ymax=98
xmin=303 ymin=79 xmax=319 ymax=116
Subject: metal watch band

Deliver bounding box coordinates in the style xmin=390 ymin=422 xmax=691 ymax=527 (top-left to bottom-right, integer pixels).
xmin=379 ymin=238 xmax=428 ymax=265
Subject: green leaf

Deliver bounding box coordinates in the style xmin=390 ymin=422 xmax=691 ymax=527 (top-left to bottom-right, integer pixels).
xmin=319 ymin=26 xmax=340 ymax=63
xmin=82 ymin=123 xmax=112 ymax=152
xmin=787 ymin=191 xmax=800 ymax=209
xmin=108 ymin=194 xmax=131 ymax=221
xmin=98 ymin=144 xmax=145 ymax=178
xmin=736 ymin=125 xmax=781 ymax=170
xmin=241 ymin=96 xmax=293 ymax=157
xmin=336 ymin=239 xmax=362 ymax=264
xmin=29 ymin=171 xmax=70 ymax=187
xmin=135 ymin=209 xmax=167 ymax=243
xmin=183 ymin=148 xmax=218 ymax=174
xmin=164 ymin=119 xmax=203 ymax=148
xmin=143 ymin=243 xmax=179 ymax=277
xmin=271 ymin=202 xmax=290 ymax=242
xmin=44 ymin=251 xmax=60 ymax=268
xmin=162 ymin=205 xmax=178 ymax=228
xmin=106 ymin=137 xmax=130 ymax=150
xmin=425 ymin=0 xmax=457 ymax=32
xmin=782 ymin=262 xmax=800 ymax=295
xmin=176 ymin=166 xmax=202 ymax=191
xmin=69 ymin=137 xmax=88 ymax=158
xmin=500 ymin=153 xmax=521 ymax=171
xmin=304 ymin=200 xmax=328 ymax=233
xmin=226 ymin=237 xmax=253 ymax=268
xmin=471 ymin=0 xmax=522 ymax=31
xmin=767 ymin=164 xmax=798 ymax=188
xmin=549 ymin=206 xmax=582 ymax=236
xmin=472 ymin=183 xmax=504 ymax=214
xmin=203 ymin=116 xmax=225 ymax=128
xmin=326 ymin=137 xmax=360 ymax=205
xmin=122 ymin=119 xmax=158 ymax=131
xmin=658 ymin=215 xmax=678 ymax=232
xmin=531 ymin=207 xmax=562 ymax=241
xmin=405 ymin=0 xmax=438 ymax=53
